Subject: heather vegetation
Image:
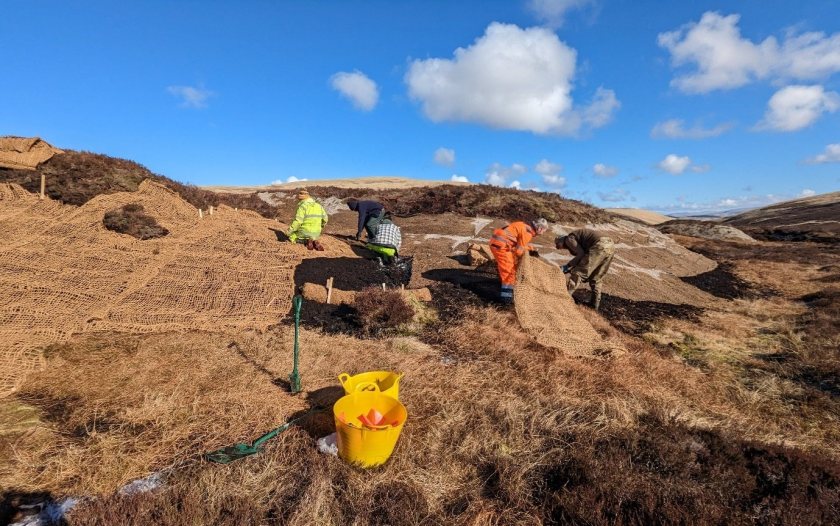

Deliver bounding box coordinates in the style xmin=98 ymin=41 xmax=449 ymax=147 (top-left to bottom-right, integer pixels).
xmin=102 ymin=203 xmax=169 ymax=240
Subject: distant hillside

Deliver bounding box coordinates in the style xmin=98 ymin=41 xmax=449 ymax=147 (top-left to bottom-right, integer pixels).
xmin=606 ymin=208 xmax=673 ymax=225
xmin=302 ymin=184 xmax=612 ymax=224
xmin=206 ymin=176 xmax=471 ymax=193
xmin=0 ymin=142 xmax=612 ymax=226
xmin=724 ymin=191 xmax=840 ymax=243
xmin=0 ymin=150 xmax=277 ymax=218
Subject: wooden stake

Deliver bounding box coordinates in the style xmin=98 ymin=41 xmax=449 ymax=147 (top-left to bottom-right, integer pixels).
xmin=382 ymin=283 xmax=387 ymax=291
xmin=326 ymin=277 xmax=334 ymax=304
xmin=40 ymin=174 xmax=45 ymax=200
xmin=209 ymin=205 xmax=214 ymax=216
xmin=199 ymin=209 xmax=203 ymax=219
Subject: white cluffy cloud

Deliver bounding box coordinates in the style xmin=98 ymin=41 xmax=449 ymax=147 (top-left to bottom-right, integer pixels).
xmin=657 ymin=154 xmax=709 ymax=175
xmin=167 ymin=85 xmax=214 ymax=108
xmin=527 ymin=0 xmax=595 ymax=29
xmin=756 ymin=85 xmax=840 ymax=131
xmin=592 ymin=163 xmax=618 ymax=177
xmin=799 ymin=188 xmax=817 ymax=198
xmin=271 ymin=176 xmax=308 ymax=185
xmin=805 ymin=143 xmax=840 ymax=164
xmin=651 ymin=118 xmax=734 ymax=139
xmin=330 ymin=70 xmax=379 ymax=111
xmin=451 ymin=174 xmax=469 ymax=183
xmin=535 ymin=159 xmax=566 ymax=187
xmin=659 ymin=12 xmax=840 ymax=93
xmin=405 ymin=22 xmax=619 ymax=136
xmin=434 ymin=147 xmax=456 ymax=166
xmin=485 ymin=162 xmax=527 ymax=186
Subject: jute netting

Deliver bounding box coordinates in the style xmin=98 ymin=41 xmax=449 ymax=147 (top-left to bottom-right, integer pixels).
xmin=0 ymin=181 xmax=352 ymax=395
xmin=515 ymin=254 xmax=602 ymax=356
xmin=0 ymin=137 xmax=64 ymax=170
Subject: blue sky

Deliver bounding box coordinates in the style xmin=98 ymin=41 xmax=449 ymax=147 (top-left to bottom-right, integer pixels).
xmin=2 ymin=0 xmax=839 ymax=212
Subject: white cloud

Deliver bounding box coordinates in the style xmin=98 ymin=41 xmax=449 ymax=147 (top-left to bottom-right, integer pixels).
xmin=597 ymin=188 xmax=631 ymax=202
xmin=434 ymin=147 xmax=455 ymax=166
xmin=484 ymin=162 xmax=527 ymax=186
xmin=805 ymin=143 xmax=840 ymax=164
xmin=651 ymin=118 xmax=734 ymax=139
xmin=657 ymin=154 xmax=692 ymax=174
xmin=167 ymin=85 xmax=214 ymax=108
xmin=330 ymin=70 xmax=379 ymax=111
xmin=756 ymin=85 xmax=840 ymax=131
xmin=799 ymin=188 xmax=816 ymax=198
xmin=271 ymin=176 xmax=309 ymax=185
xmin=690 ymin=164 xmax=711 ymax=173
xmin=509 ymin=180 xmax=522 ymax=190
xmin=592 ymin=163 xmax=618 ymax=177
xmin=534 ymin=159 xmax=566 ymax=187
xmin=451 ymin=174 xmax=469 ymax=183
xmin=405 ymin=22 xmax=619 ymax=135
xmin=659 ymin=12 xmax=840 ymax=94
xmin=527 ymin=0 xmax=595 ymax=28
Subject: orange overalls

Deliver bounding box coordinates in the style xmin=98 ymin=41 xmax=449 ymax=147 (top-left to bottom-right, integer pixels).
xmin=489 ymin=221 xmax=536 ymax=303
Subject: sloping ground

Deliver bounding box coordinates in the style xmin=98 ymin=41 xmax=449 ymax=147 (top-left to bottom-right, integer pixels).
xmin=0 ymin=181 xmax=352 ymax=395
xmin=605 ymin=207 xmax=673 ymax=225
xmin=205 ymin=176 xmax=472 ymax=192
xmin=658 ymin=219 xmax=756 ymax=243
xmin=2 ymin=187 xmax=839 ymax=524
xmin=0 ymin=150 xmax=277 ymax=218
xmin=724 ymin=191 xmax=840 ymax=243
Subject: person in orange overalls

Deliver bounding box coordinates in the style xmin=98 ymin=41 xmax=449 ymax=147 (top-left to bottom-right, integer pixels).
xmin=489 ymin=218 xmax=549 ymax=304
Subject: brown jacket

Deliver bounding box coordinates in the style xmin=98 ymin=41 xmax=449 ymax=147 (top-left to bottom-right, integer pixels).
xmin=564 ymin=229 xmax=603 ymax=269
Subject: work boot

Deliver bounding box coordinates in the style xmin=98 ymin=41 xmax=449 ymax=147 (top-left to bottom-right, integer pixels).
xmin=305 ymin=239 xmax=315 ymax=250
xmin=314 ymin=240 xmax=325 ymax=251
xmin=589 ymin=290 xmax=601 ymax=311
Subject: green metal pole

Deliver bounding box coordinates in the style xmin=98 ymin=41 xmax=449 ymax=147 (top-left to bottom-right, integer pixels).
xmin=289 ymin=295 xmax=302 ymax=393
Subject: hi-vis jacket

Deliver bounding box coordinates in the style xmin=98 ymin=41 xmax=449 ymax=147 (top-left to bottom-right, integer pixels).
xmin=288 ymin=198 xmax=328 ymax=242
xmin=489 ymin=221 xmax=537 ymax=256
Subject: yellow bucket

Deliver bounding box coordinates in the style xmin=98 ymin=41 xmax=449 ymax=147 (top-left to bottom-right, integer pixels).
xmin=333 ymin=391 xmax=407 ymax=468
xmin=338 ymin=371 xmax=403 ymax=400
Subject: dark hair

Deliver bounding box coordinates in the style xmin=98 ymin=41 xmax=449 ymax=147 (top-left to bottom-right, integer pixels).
xmin=346 ymin=198 xmax=359 ymax=209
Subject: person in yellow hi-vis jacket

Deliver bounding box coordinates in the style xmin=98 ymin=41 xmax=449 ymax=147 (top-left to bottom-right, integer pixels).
xmin=287 ymin=189 xmax=328 ymax=250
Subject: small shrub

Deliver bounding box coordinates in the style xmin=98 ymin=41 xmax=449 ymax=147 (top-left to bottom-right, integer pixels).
xmin=103 ymin=203 xmax=169 ymax=240
xmin=352 ymin=288 xmax=415 ymax=336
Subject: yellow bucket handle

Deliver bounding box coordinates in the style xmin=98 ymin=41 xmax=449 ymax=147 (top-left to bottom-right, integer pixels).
xmin=338 ymin=373 xmax=351 ymax=387
xmin=354 ymin=381 xmax=381 ymax=393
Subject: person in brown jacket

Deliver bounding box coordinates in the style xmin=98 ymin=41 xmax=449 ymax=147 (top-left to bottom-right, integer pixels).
xmin=555 ymin=228 xmax=615 ymax=310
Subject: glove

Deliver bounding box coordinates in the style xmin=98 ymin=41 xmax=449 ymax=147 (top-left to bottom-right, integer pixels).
xmin=529 ymin=250 xmax=540 ymax=258
xmin=562 ymin=264 xmax=570 ymax=274
xmin=355 ymin=233 xmax=362 ymax=241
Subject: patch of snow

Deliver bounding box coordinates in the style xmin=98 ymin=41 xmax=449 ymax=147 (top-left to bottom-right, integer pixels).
xmin=317 ymin=433 xmax=338 ymax=456
xmin=119 ymin=472 xmax=164 ymax=496
xmin=611 ymin=255 xmax=665 ymax=280
xmin=471 ymin=217 xmax=494 ymax=236
xmin=11 ymin=498 xmax=80 ymax=526
xmin=319 ymin=196 xmax=346 ymax=215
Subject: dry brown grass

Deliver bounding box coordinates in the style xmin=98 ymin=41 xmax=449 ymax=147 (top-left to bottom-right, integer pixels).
xmin=2 ymin=297 xmax=839 ymax=524
xmin=2 ymin=234 xmax=840 ymax=524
